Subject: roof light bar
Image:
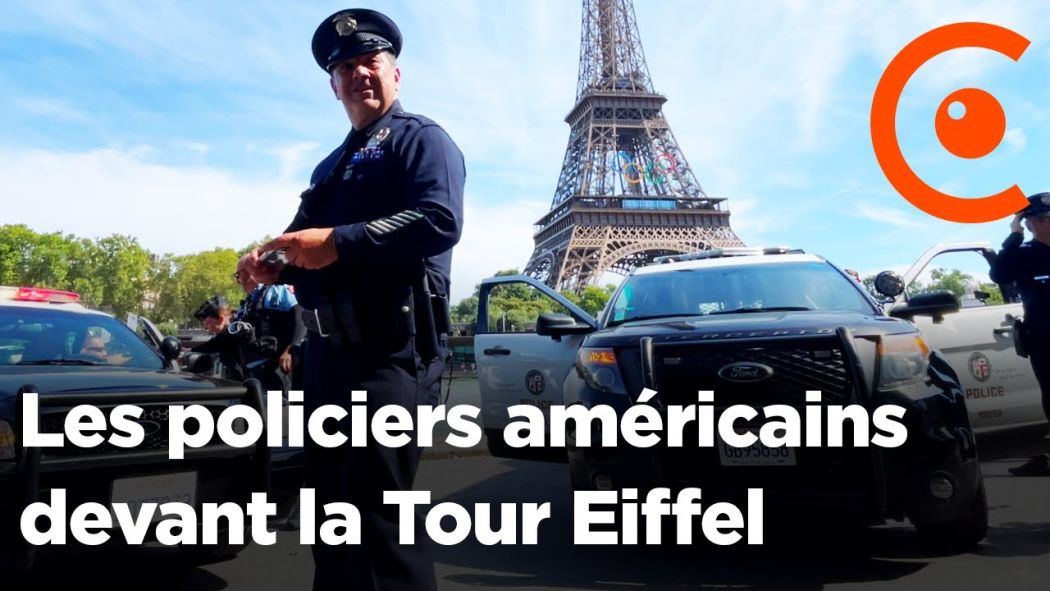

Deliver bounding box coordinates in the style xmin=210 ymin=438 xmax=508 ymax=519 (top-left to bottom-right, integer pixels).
xmin=652 ymin=247 xmax=805 ymax=265
xmin=7 ymin=287 xmax=82 ymax=303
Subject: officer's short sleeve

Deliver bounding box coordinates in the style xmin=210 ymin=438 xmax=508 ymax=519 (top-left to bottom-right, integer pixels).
xmin=273 ymin=285 xmax=298 ymax=311
xmin=331 ymin=124 xmax=465 ymax=263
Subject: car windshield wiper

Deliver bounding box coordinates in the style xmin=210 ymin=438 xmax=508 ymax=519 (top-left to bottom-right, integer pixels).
xmin=707 ymin=306 xmax=813 ymax=315
xmin=18 ymin=359 xmax=104 ymax=366
xmin=607 ymin=313 xmax=696 ymax=327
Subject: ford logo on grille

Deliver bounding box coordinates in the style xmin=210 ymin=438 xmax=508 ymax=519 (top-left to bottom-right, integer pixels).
xmin=136 ymin=419 xmax=164 ymax=436
xmin=718 ymin=362 xmax=774 ymax=383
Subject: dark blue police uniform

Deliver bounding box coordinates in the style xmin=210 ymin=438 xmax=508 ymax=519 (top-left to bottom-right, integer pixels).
xmin=280 ymin=9 xmax=465 ymax=591
xmin=990 ymin=192 xmax=1050 ymax=424
xmin=236 ymin=284 xmax=305 ymax=394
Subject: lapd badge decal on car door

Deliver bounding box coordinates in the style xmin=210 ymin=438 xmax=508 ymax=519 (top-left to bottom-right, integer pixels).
xmin=525 ymin=369 xmax=546 ymax=395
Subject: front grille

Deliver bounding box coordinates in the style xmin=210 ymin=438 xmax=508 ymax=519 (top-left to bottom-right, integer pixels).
xmin=653 ymin=336 xmax=853 ymax=407
xmin=37 ymin=402 xmax=231 ymax=461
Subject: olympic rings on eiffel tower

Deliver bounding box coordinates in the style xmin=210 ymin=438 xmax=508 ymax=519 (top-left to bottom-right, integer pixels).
xmin=611 ymin=150 xmax=678 ymax=186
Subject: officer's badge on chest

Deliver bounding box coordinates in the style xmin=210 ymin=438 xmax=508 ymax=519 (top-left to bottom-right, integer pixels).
xmin=344 ymin=127 xmax=392 ymax=180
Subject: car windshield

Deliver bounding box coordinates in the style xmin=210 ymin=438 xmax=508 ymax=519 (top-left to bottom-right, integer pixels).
xmin=608 ymin=261 xmax=875 ymax=326
xmin=0 ymin=307 xmax=165 ymax=369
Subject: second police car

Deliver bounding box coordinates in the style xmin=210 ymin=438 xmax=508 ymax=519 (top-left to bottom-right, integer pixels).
xmin=0 ymin=286 xmax=281 ymax=569
xmin=475 ymin=248 xmax=987 ymax=549
xmin=874 ymin=242 xmax=1047 ymax=443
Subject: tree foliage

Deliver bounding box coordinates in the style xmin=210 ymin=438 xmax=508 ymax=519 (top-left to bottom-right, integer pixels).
xmin=0 ymin=225 xmax=249 ymax=326
xmin=450 ymin=269 xmax=616 ymax=331
xmin=864 ymin=267 xmax=1005 ymax=306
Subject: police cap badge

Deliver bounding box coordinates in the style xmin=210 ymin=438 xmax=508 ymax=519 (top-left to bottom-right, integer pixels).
xmin=311 ymin=8 xmax=403 ymax=72
xmin=1020 ymin=192 xmax=1050 ymax=219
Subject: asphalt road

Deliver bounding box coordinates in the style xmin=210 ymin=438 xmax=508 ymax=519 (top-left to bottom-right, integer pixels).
xmin=12 ymin=378 xmax=1050 ymax=590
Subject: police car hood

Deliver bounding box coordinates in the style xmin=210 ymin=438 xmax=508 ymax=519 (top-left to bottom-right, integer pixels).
xmin=0 ymin=366 xmax=236 ymax=402
xmin=588 ymin=309 xmax=908 ymax=347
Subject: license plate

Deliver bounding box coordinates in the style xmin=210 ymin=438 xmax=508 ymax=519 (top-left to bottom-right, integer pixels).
xmin=111 ymin=472 xmax=197 ymax=522
xmin=718 ymin=437 xmax=796 ymax=466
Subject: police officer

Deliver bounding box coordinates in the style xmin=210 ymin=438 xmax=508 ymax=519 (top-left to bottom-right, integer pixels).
xmin=234 ymin=255 xmax=306 ymax=394
xmin=247 ymin=8 xmax=464 ymax=590
xmin=990 ymin=192 xmax=1050 ymax=476
xmin=190 ymin=296 xmax=244 ymax=380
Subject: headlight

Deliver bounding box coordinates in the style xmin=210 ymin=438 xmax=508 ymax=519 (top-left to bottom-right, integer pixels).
xmin=0 ymin=420 xmax=15 ymax=460
xmin=877 ymin=333 xmax=930 ymax=390
xmin=575 ymin=347 xmax=628 ymax=395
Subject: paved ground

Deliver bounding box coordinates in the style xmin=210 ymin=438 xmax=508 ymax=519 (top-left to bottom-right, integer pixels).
xmin=12 ymin=378 xmax=1050 ymax=590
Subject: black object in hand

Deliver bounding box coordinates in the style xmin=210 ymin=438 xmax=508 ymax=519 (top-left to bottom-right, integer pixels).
xmin=262 ymin=250 xmax=288 ymax=266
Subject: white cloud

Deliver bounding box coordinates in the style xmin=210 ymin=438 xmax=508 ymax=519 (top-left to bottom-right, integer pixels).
xmin=1004 ymin=127 xmax=1027 ymax=151
xmin=12 ymin=96 xmax=91 ymax=123
xmin=851 ymin=202 xmax=926 ymax=229
xmin=0 ymin=146 xmax=301 ymax=255
xmin=452 ymin=197 xmax=545 ymax=301
xmin=0 ymin=144 xmax=533 ymax=303
xmin=181 ymin=142 xmax=211 ymax=157
xmin=250 ymin=141 xmax=322 ymax=182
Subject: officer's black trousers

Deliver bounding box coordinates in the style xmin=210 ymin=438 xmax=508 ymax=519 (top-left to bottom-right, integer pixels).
xmin=303 ymin=333 xmax=441 ymax=591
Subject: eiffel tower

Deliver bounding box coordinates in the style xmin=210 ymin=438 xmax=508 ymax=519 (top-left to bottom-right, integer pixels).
xmin=523 ymin=0 xmax=744 ymax=292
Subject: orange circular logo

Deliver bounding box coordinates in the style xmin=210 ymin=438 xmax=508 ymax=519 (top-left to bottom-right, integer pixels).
xmin=870 ymin=22 xmax=1030 ymax=223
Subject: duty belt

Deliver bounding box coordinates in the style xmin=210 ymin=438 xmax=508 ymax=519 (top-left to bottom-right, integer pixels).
xmin=301 ymin=299 xmax=361 ymax=346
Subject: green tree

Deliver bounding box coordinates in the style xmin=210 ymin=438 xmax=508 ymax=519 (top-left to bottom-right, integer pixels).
xmin=904 ymin=268 xmax=1005 ymax=305
xmin=924 ymin=268 xmax=971 ymax=297
xmin=151 ymin=248 xmax=241 ymax=324
xmin=451 ymin=295 xmax=478 ymax=324
xmin=576 ymin=284 xmax=615 ymax=316
xmin=80 ymin=235 xmax=154 ymax=318
xmin=0 ymin=224 xmax=38 ymax=284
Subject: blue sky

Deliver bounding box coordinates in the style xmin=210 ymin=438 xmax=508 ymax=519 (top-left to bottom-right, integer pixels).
xmin=2 ymin=0 xmax=1049 ymax=302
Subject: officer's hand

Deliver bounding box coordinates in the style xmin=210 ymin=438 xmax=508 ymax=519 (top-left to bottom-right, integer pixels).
xmin=1010 ymin=213 xmax=1024 ymax=234
xmin=246 ymin=248 xmax=283 ymax=284
xmin=279 ymin=351 xmax=293 ymax=374
xmin=262 ymin=229 xmax=338 ymax=270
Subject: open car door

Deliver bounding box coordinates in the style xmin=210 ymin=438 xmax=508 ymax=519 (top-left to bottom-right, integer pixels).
xmin=474 ymin=275 xmax=596 ymax=460
xmin=895 ymin=242 xmax=1045 ymax=439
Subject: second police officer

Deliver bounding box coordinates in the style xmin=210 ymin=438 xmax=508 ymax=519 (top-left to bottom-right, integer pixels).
xmin=248 ymin=8 xmax=464 ymax=591
xmin=233 ymin=254 xmax=306 ymax=394
xmin=990 ymin=192 xmax=1050 ymax=476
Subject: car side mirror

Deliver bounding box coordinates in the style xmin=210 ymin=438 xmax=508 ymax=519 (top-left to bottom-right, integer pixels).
xmin=889 ymin=290 xmax=960 ymax=323
xmin=160 ymin=336 xmax=182 ymax=362
xmin=184 ymin=352 xmax=215 ymax=374
xmin=536 ymin=312 xmax=593 ymax=340
xmin=874 ymin=271 xmax=905 ymax=298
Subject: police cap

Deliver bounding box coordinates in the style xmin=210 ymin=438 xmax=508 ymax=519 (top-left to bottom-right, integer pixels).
xmin=311 ymin=9 xmax=402 ymax=72
xmin=1020 ymin=192 xmax=1050 ymax=219
xmin=193 ymin=296 xmax=227 ymax=321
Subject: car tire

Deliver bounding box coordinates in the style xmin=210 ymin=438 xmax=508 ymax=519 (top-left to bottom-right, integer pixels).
xmin=914 ymin=476 xmax=988 ymax=552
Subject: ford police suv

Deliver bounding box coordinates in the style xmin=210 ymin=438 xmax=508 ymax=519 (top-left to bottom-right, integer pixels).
xmin=475 ymin=248 xmax=987 ymax=549
xmin=0 ymin=286 xmax=270 ymax=569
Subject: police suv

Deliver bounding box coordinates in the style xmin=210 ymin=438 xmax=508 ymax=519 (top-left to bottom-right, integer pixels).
xmin=475 ymin=248 xmax=987 ymax=549
xmin=0 ymin=286 xmax=269 ymax=569
xmin=873 ymin=242 xmax=1047 ymax=442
